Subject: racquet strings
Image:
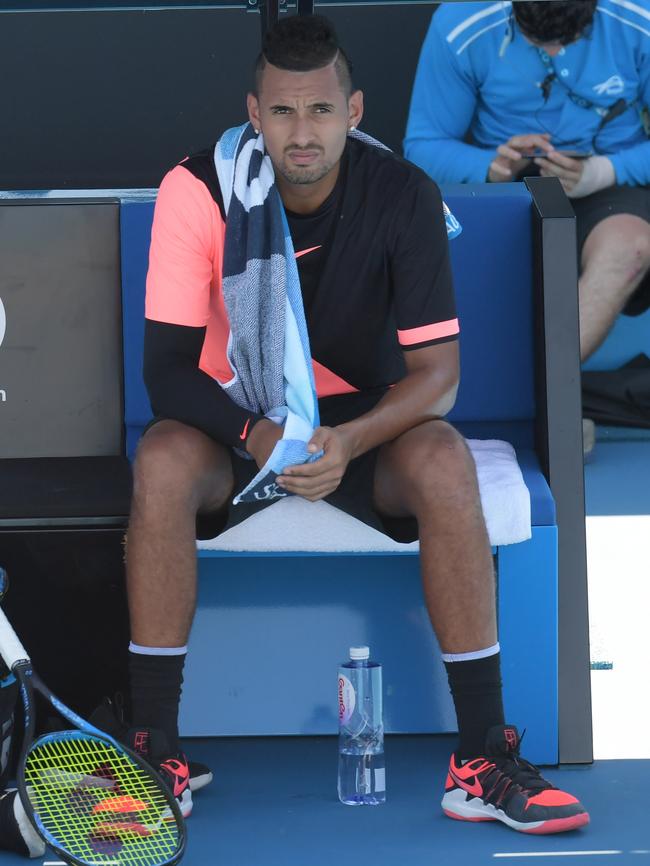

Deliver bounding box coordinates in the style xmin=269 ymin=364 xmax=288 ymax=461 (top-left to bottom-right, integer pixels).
xmin=24 ymin=732 xmax=182 ymax=866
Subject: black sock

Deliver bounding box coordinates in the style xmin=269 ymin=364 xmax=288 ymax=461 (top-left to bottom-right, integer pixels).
xmin=444 ymin=652 xmax=505 ymax=760
xmin=128 ymin=650 xmax=186 ymax=755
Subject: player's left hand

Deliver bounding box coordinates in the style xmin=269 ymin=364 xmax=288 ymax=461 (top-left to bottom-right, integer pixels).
xmin=276 ymin=426 xmax=355 ymax=501
xmin=534 ymin=151 xmax=584 ymax=194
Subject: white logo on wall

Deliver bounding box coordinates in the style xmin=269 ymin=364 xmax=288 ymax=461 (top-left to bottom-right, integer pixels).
xmin=0 ymin=297 xmax=6 ymax=402
xmin=593 ymin=75 xmax=624 ymax=97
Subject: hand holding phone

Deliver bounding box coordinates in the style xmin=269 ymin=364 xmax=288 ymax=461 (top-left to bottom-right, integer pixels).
xmin=488 ymin=133 xmax=553 ymax=182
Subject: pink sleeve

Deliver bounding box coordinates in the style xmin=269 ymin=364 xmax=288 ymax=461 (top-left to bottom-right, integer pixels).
xmin=145 ymin=165 xmax=221 ymax=327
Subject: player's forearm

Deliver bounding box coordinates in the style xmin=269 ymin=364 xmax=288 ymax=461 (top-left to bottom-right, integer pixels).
xmin=144 ymin=319 xmax=263 ymax=448
xmin=336 ymin=367 xmax=459 ymax=460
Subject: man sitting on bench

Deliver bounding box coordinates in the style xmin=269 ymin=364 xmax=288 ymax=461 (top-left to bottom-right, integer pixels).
xmin=404 ymin=0 xmax=650 ymax=457
xmin=123 ymin=13 xmax=588 ymax=834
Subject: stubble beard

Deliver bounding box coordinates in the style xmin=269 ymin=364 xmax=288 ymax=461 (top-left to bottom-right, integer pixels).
xmin=277 ymin=157 xmax=335 ymax=186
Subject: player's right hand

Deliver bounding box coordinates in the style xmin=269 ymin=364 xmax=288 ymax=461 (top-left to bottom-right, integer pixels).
xmin=276 ymin=425 xmax=354 ymax=502
xmin=488 ymin=133 xmax=554 ymax=183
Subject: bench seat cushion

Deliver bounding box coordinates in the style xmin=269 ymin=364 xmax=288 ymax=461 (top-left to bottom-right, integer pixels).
xmin=198 ymin=439 xmax=548 ymax=554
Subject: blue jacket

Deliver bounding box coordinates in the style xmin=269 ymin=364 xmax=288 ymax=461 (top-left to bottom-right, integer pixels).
xmin=404 ymin=0 xmax=650 ymax=186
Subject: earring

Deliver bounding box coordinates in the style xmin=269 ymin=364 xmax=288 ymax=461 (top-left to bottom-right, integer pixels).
xmin=254 ymin=128 xmax=260 ymax=134
xmin=349 ymin=125 xmax=356 ymax=131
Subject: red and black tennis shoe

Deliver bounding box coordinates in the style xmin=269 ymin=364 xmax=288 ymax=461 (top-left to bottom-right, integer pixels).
xmin=89 ymin=696 xmax=213 ymax=793
xmin=442 ymin=725 xmax=589 ymax=834
xmin=127 ymin=728 xmax=193 ymax=819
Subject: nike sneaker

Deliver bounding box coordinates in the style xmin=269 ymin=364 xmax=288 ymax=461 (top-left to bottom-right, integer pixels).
xmin=187 ymin=761 xmax=214 ymax=793
xmin=442 ymin=724 xmax=589 ymax=834
xmin=126 ymin=727 xmax=193 ymax=819
xmin=89 ymin=696 xmax=213 ymax=793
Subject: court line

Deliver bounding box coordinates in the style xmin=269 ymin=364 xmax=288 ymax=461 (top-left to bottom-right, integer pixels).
xmin=493 ymin=853 xmax=623 ymax=859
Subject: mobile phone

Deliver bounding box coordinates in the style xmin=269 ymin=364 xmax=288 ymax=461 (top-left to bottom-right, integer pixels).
xmin=520 ymin=148 xmax=552 ymax=158
xmin=520 ymin=148 xmax=593 ymax=160
xmin=557 ymin=149 xmax=593 ymax=160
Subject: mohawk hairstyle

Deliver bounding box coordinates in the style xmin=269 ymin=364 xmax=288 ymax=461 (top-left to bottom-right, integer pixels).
xmin=513 ymin=1 xmax=597 ymax=46
xmin=254 ymin=14 xmax=354 ymax=96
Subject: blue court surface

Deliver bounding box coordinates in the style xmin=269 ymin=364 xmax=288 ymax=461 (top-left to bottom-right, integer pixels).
xmin=7 ymin=735 xmax=645 ymax=866
xmin=179 ymin=736 xmax=646 ymax=866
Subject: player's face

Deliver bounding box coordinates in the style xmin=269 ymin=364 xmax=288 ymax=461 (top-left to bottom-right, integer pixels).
xmin=248 ymin=60 xmax=363 ymax=187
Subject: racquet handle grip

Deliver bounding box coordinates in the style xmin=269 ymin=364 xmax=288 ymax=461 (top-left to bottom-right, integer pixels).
xmin=0 ymin=607 xmax=30 ymax=670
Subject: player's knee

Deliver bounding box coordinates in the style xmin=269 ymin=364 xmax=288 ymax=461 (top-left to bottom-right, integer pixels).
xmin=132 ymin=423 xmax=209 ymax=501
xmin=585 ymin=217 xmax=650 ymax=278
xmin=402 ymin=421 xmax=475 ymax=499
xmin=619 ymin=227 xmax=650 ymax=276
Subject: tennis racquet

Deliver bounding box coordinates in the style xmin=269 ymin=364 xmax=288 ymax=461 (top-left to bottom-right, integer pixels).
xmin=0 ymin=567 xmax=186 ymax=866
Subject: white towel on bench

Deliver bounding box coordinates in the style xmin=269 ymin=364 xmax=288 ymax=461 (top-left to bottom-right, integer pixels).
xmin=197 ymin=439 xmax=532 ymax=553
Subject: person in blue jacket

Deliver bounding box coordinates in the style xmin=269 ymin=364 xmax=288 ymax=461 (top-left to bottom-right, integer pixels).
xmin=405 ymin=0 xmax=650 ymax=363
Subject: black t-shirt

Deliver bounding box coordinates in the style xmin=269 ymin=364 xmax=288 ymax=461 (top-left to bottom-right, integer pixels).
xmin=144 ymin=136 xmax=458 ymax=446
xmin=284 ymin=138 xmax=458 ymax=393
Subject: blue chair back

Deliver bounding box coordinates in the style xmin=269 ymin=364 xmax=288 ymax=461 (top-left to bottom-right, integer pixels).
xmin=120 ymin=185 xmax=536 ymax=458
xmin=445 ymin=184 xmax=535 ymax=423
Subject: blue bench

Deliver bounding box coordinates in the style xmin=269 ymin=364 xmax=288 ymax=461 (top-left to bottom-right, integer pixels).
xmin=121 ymin=184 xmax=561 ymax=763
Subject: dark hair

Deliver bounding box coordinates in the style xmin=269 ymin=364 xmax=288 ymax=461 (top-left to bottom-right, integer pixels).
xmin=254 ymin=14 xmax=353 ymax=96
xmin=513 ymin=0 xmax=597 ymax=45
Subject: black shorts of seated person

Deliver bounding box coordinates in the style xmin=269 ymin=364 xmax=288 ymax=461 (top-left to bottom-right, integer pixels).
xmin=149 ymin=390 xmax=422 ymax=545
xmin=571 ymin=185 xmax=650 ymax=316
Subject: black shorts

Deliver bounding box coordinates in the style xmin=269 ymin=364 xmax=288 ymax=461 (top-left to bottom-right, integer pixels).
xmin=150 ymin=390 xmax=420 ymax=543
xmin=571 ymin=184 xmax=650 ymax=316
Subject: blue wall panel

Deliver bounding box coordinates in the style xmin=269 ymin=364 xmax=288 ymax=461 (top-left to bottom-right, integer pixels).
xmin=181 ymin=528 xmax=559 ymax=766
xmin=181 ymin=552 xmax=457 ymax=738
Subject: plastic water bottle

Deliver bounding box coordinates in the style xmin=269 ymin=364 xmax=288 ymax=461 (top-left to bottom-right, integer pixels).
xmin=337 ymin=646 xmax=386 ymax=805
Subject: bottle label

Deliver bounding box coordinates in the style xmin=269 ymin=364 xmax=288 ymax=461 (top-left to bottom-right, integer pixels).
xmin=338 ymin=674 xmax=356 ymax=725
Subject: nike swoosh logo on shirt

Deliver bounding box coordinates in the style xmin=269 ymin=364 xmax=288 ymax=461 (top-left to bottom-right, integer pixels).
xmin=239 ymin=418 xmax=251 ymax=441
xmin=294 ymin=245 xmax=322 ymax=259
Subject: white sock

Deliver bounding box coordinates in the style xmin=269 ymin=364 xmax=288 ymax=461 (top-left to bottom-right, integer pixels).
xmin=441 ymin=642 xmax=500 ymax=663
xmin=129 ymin=642 xmax=187 ymax=656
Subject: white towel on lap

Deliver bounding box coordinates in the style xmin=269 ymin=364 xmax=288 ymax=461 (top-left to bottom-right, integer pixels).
xmin=197 ymin=438 xmax=532 ymax=554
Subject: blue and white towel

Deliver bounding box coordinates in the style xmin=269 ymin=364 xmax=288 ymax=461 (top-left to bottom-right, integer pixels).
xmin=214 ymin=123 xmax=461 ymax=505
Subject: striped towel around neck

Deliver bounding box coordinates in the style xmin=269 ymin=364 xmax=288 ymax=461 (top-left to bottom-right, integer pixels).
xmin=214 ymin=123 xmax=462 ymax=505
